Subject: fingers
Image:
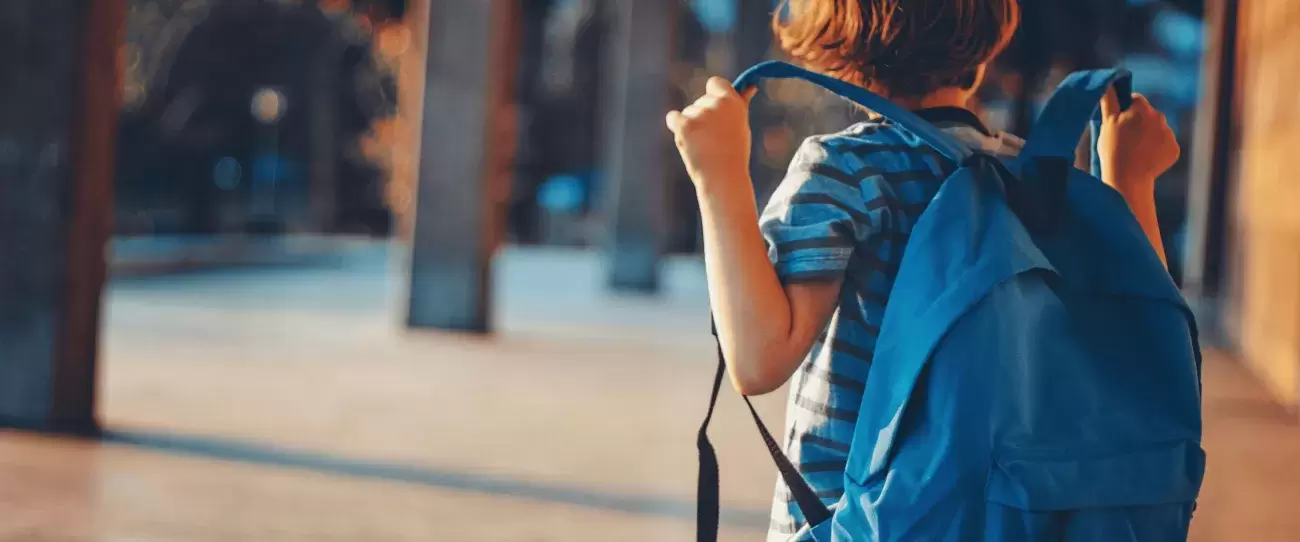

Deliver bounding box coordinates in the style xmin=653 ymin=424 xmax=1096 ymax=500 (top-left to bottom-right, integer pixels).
xmin=1105 ymin=90 xmax=1166 ymax=125
xmin=706 ymin=75 xmax=759 ymax=105
xmin=705 ymin=76 xmax=735 ymax=98
xmin=1129 ymin=94 xmax=1170 ymax=126
xmin=679 ymin=94 xmax=730 ymax=119
xmin=696 ymin=94 xmax=726 ymax=110
xmin=1130 ymin=93 xmax=1154 ymax=114
xmin=666 ymin=75 xmax=752 ymax=137
xmin=672 ymin=98 xmax=722 ymax=132
xmin=1100 ymin=87 xmax=1120 ymax=120
xmin=665 ymin=110 xmax=687 ymax=135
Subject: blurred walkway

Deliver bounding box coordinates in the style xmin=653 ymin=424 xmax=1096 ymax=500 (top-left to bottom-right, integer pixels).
xmin=1 ymin=243 xmax=1298 ymax=540
xmin=109 ymin=235 xmax=378 ymax=276
xmin=98 ymin=243 xmax=783 ymax=541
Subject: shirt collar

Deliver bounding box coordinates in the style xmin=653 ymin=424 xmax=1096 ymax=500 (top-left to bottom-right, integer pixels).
xmin=911 ymin=106 xmax=993 ymax=137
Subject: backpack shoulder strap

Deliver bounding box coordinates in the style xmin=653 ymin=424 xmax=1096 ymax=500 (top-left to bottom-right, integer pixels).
xmin=734 ymin=61 xmax=972 ymax=163
xmin=1019 ymin=69 xmax=1134 ymax=177
xmin=697 ymin=318 xmax=830 ymax=542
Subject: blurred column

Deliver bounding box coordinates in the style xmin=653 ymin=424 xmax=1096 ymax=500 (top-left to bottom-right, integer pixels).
xmin=406 ymin=0 xmax=519 ymax=332
xmin=733 ymin=0 xmax=771 ymax=72
xmin=1183 ymin=0 xmax=1241 ymax=321
xmin=0 ymin=0 xmax=124 ymax=432
xmin=306 ymin=0 xmax=341 ymax=234
xmin=389 ymin=0 xmax=432 ymax=240
xmin=602 ymin=0 xmax=678 ymax=293
xmin=734 ymin=0 xmax=778 ymax=203
xmin=507 ymin=0 xmax=555 ymax=245
xmin=1006 ymin=0 xmax=1053 ymax=137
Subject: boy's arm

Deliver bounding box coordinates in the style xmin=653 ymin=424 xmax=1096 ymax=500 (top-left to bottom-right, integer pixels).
xmin=667 ymin=77 xmax=853 ymax=396
xmin=1083 ymin=122 xmax=1166 ymax=267
xmin=1096 ymin=89 xmax=1179 ymax=268
xmin=696 ymin=175 xmax=841 ymax=396
xmin=1109 ymin=175 xmax=1167 ymax=267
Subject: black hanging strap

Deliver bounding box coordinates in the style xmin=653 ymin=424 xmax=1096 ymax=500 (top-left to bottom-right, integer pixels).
xmin=697 ymin=319 xmax=832 ymax=542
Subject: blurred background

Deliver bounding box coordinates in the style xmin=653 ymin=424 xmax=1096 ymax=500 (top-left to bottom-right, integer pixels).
xmin=1 ymin=0 xmax=1298 ymax=540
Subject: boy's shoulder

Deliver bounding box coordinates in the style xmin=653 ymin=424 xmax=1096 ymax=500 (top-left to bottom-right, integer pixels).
xmin=791 ymin=117 xmax=1024 ymax=176
xmin=790 ymin=120 xmax=948 ymax=178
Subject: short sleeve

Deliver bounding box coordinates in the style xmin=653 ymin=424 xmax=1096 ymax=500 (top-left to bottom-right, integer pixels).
xmin=760 ymin=136 xmax=891 ymax=283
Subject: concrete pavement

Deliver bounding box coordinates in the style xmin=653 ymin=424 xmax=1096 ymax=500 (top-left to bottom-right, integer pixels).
xmin=0 ymin=243 xmax=1296 ymax=540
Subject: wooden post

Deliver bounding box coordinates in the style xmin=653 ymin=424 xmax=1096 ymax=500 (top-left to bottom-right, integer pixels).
xmin=602 ymin=0 xmax=677 ymax=293
xmin=1183 ymin=0 xmax=1241 ymax=314
xmin=0 ymin=0 xmax=125 ymax=433
xmin=406 ymin=0 xmax=518 ymax=332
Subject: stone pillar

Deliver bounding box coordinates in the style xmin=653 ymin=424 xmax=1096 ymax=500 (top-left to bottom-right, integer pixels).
xmin=0 ymin=0 xmax=125 ymax=432
xmin=601 ymin=0 xmax=677 ymax=293
xmin=406 ymin=0 xmax=518 ymax=332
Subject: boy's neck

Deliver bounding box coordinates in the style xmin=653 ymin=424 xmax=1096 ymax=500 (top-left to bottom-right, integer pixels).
xmin=888 ymin=87 xmax=973 ymax=112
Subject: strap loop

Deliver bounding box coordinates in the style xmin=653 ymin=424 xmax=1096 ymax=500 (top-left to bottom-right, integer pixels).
xmin=1019 ymin=69 xmax=1134 ymax=178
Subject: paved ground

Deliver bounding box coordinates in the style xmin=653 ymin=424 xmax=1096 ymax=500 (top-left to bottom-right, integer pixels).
xmin=2 ymin=243 xmax=1299 ymax=540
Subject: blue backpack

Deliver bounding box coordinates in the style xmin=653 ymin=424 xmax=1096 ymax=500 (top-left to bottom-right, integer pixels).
xmin=697 ymin=61 xmax=1204 ymax=541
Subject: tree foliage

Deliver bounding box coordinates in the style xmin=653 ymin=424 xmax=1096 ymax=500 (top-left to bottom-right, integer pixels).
xmin=117 ymin=0 xmax=398 ymax=235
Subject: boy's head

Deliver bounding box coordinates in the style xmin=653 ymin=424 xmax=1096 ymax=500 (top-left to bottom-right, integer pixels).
xmin=773 ymin=0 xmax=1020 ymax=101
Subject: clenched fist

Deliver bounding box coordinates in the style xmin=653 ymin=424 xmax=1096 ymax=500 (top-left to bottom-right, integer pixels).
xmin=665 ymin=77 xmax=758 ymax=194
xmin=1097 ymin=88 xmax=1181 ymax=196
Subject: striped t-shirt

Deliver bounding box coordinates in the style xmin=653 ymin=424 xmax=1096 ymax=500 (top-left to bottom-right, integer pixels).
xmin=760 ymin=107 xmax=1024 ymax=541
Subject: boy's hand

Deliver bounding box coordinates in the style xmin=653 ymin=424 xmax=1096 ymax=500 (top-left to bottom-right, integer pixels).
xmin=665 ymin=77 xmax=758 ymax=193
xmin=1097 ymin=88 xmax=1175 ymax=267
xmin=1097 ymin=88 xmax=1180 ymax=196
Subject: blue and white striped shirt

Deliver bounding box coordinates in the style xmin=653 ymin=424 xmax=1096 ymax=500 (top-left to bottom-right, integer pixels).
xmin=761 ymin=109 xmax=1023 ymax=541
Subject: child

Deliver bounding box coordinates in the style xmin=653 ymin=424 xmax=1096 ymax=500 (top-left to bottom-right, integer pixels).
xmin=664 ymin=0 xmax=1181 ymax=539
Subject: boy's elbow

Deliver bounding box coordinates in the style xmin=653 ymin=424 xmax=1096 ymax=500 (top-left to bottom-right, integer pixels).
xmin=731 ymin=374 xmax=785 ymax=396
xmin=727 ymin=348 xmax=798 ymax=396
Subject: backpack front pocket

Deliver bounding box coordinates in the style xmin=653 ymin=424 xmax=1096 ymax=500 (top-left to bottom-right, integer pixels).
xmin=984 ymin=440 xmax=1205 ymax=541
